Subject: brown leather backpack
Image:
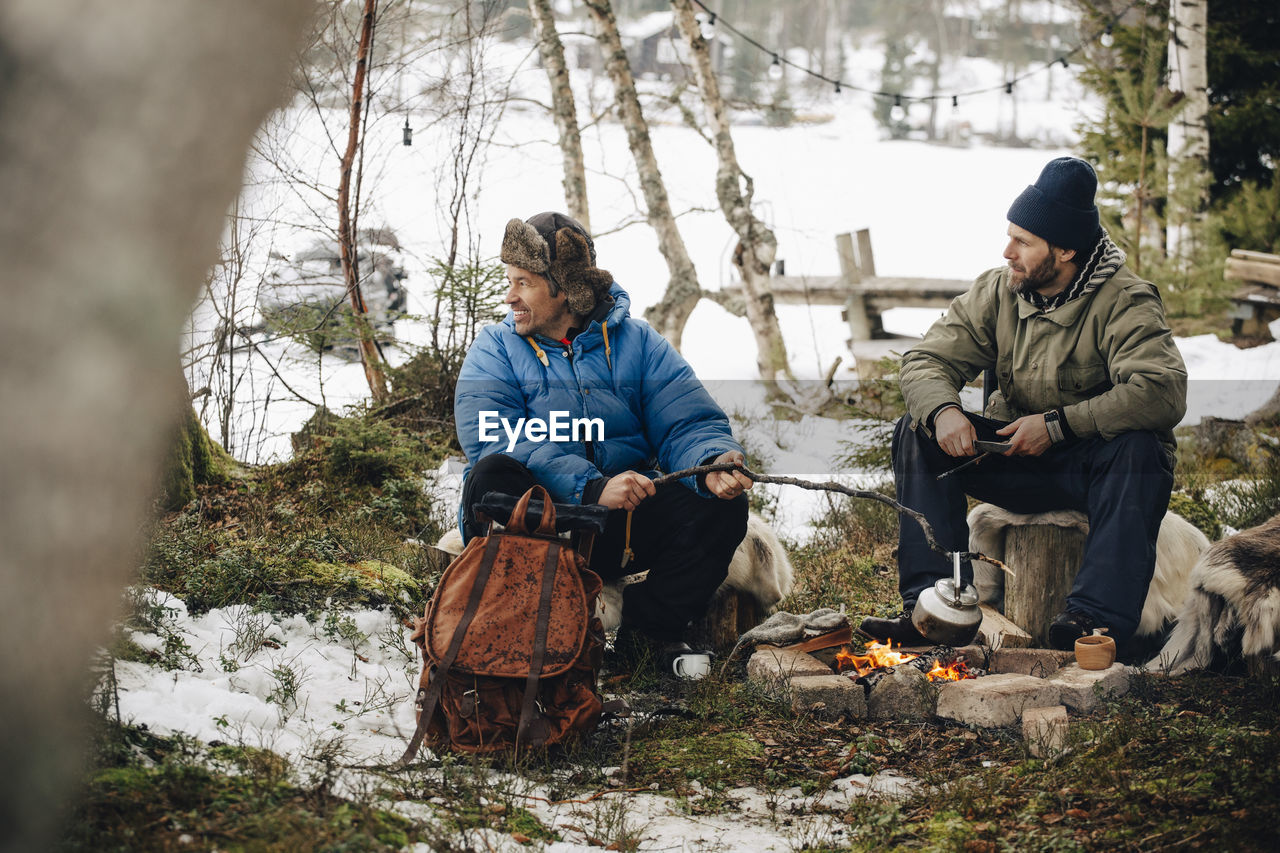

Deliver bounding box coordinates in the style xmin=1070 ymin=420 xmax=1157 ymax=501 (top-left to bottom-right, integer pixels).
xmin=397 ymin=486 xmax=608 ymax=759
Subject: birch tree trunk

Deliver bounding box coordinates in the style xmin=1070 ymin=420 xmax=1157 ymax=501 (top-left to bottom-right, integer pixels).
xmin=0 ymin=1 xmax=311 ymax=849
xmin=1166 ymin=0 xmax=1210 ymax=264
xmin=529 ymin=0 xmax=591 ymax=231
xmin=927 ymin=0 xmax=949 ymax=141
xmin=583 ymin=0 xmax=702 ymax=350
xmin=339 ymin=0 xmax=392 ymax=404
xmin=672 ymin=0 xmax=790 ymax=383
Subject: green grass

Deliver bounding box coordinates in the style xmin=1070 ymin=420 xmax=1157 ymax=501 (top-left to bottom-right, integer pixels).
xmin=60 ymin=723 xmax=419 ymax=852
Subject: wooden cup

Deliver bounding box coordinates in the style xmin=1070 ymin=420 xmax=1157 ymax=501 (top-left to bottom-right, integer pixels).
xmin=1074 ymin=634 xmax=1116 ymax=670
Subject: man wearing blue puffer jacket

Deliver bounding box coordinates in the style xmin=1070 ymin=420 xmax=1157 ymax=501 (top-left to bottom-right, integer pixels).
xmin=454 ymin=212 xmax=754 ymax=668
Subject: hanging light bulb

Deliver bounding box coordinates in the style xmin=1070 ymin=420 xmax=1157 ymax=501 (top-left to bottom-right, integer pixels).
xmin=890 ymin=93 xmax=905 ymax=122
xmin=1059 ymin=56 xmax=1070 ymax=69
xmin=768 ymin=53 xmax=783 ymax=81
xmin=1100 ymin=25 xmax=1114 ymax=48
xmin=951 ymin=94 xmax=959 ymax=110
xmin=834 ymin=80 xmax=842 ymax=95
xmin=1005 ymin=80 xmax=1014 ymax=95
xmin=402 ymin=115 xmax=412 ymax=146
xmin=699 ymin=11 xmax=716 ymax=41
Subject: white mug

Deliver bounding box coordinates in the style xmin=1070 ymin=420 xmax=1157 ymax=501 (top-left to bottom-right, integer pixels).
xmin=672 ymin=652 xmax=711 ymax=680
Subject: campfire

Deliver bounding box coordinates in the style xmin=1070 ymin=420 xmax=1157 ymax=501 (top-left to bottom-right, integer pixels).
xmin=834 ymin=641 xmax=978 ymax=683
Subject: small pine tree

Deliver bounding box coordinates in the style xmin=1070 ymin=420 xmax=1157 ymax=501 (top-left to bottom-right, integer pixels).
xmin=1075 ymin=0 xmax=1278 ymax=321
xmin=1077 ymin=34 xmax=1183 ymax=278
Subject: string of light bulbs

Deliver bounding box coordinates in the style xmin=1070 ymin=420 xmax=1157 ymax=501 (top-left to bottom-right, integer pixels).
xmin=687 ymin=0 xmax=1142 ymax=107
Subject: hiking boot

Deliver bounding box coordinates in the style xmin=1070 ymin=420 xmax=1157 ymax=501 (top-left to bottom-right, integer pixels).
xmin=1048 ymin=609 xmax=1099 ymax=651
xmin=857 ymin=609 xmax=927 ymax=646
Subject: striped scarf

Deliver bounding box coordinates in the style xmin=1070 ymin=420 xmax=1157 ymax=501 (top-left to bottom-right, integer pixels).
xmin=1019 ymin=231 xmax=1126 ymax=312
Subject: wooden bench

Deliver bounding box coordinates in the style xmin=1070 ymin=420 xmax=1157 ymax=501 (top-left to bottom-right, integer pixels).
xmin=1226 ymin=248 xmax=1280 ymax=341
xmin=721 ymin=230 xmax=971 ymax=344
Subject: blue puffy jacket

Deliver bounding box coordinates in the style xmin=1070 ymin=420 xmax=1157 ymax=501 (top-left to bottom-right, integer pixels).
xmin=454 ymin=283 xmax=742 ymax=516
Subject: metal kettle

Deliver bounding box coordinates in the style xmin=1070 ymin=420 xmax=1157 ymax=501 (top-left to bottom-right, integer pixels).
xmin=911 ymin=552 xmax=982 ymax=646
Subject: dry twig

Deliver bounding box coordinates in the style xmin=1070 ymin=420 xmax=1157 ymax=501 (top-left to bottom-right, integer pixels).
xmin=653 ymin=463 xmax=1011 ymax=574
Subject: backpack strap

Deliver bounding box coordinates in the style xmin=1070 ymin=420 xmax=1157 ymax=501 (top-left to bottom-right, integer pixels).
xmin=507 ymin=485 xmax=557 ymax=537
xmin=392 ymin=534 xmax=502 ymax=768
xmin=575 ymin=529 xmax=596 ymax=565
xmin=517 ymin=541 xmax=561 ymax=748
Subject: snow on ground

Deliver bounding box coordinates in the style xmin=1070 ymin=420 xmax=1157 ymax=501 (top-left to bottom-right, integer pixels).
xmin=114 ymin=593 xmax=419 ymax=765
xmin=193 ymin=17 xmax=1099 ymax=461
xmin=111 ymin=589 xmax=919 ymax=851
xmin=192 ymin=33 xmax=1280 ymax=479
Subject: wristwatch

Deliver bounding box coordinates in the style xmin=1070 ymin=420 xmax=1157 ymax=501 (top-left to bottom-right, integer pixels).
xmin=1043 ymin=409 xmax=1066 ymax=444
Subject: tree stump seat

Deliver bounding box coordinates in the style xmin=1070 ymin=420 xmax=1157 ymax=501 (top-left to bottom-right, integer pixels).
xmin=969 ymin=505 xmax=1090 ymax=646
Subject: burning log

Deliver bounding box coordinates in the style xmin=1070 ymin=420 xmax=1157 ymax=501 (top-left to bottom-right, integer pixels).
xmin=835 ymin=641 xmax=984 ymax=692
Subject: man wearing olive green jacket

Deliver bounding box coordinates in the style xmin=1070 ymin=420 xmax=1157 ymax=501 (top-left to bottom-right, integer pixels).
xmin=859 ymin=157 xmax=1187 ymax=653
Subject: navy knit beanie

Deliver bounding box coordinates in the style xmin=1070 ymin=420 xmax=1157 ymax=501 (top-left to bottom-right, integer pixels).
xmin=1007 ymin=157 xmax=1101 ymax=257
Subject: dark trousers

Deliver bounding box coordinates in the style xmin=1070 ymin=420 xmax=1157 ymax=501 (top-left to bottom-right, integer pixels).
xmin=461 ymin=454 xmax=749 ymax=641
xmin=892 ymin=413 xmax=1173 ymax=645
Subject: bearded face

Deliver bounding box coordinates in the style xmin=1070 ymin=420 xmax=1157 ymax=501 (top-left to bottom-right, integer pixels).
xmin=1003 ymin=223 xmax=1075 ymax=297
xmin=1006 ymin=250 xmax=1060 ymax=295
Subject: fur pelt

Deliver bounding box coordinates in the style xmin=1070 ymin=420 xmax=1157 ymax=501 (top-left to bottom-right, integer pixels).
xmin=436 ymin=526 xmax=464 ymax=557
xmin=436 ymin=513 xmax=795 ymax=633
xmin=968 ymin=504 xmax=1210 ymax=638
xmin=595 ymin=511 xmax=795 ymax=632
xmin=1147 ymin=513 xmax=1280 ymax=674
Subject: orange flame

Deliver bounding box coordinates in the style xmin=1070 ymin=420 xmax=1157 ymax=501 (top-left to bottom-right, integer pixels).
xmin=834 ymin=641 xmax=976 ymax=682
xmin=924 ymin=659 xmax=974 ymax=682
xmin=835 ymin=640 xmax=919 ymax=677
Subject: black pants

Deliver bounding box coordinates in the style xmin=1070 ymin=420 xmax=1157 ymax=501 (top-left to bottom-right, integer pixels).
xmin=892 ymin=413 xmax=1173 ymax=645
xmin=461 ymin=454 xmax=749 ymax=641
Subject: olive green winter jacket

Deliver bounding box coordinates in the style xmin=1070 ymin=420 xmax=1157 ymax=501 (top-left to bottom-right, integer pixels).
xmin=899 ymin=263 xmax=1187 ymax=458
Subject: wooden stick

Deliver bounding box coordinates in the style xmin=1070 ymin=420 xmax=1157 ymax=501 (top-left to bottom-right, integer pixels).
xmin=653 ymin=463 xmax=1013 ymax=574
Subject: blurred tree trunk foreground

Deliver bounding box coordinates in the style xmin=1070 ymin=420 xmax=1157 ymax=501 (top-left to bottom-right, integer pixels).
xmin=0 ymin=1 xmax=312 ymax=850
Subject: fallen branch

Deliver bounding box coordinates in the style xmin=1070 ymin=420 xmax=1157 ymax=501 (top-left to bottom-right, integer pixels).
xmin=523 ymin=787 xmax=650 ymax=806
xmin=653 ymin=463 xmax=1012 ymax=574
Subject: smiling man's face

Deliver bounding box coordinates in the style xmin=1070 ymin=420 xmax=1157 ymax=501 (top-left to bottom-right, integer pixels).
xmin=504 ymin=264 xmax=574 ymax=339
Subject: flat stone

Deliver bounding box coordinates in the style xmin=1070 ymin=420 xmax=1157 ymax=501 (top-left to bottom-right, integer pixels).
xmin=789 ymin=674 xmax=867 ymax=719
xmin=935 ymin=672 xmax=1062 ymax=728
xmin=1022 ymin=705 xmax=1069 ymax=757
xmin=747 ymin=647 xmax=831 ymax=685
xmin=990 ymin=648 xmax=1076 ymax=677
xmin=1046 ymin=662 xmax=1130 ymax=711
xmin=866 ymin=665 xmax=936 ymax=720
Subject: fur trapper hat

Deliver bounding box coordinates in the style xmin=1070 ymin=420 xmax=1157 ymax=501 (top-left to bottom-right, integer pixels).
xmin=500 ymin=212 xmax=614 ymax=315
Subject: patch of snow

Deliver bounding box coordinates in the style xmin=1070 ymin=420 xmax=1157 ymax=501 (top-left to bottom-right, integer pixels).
xmin=108 ymin=588 xmax=923 ymax=852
